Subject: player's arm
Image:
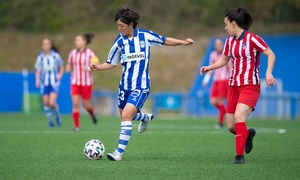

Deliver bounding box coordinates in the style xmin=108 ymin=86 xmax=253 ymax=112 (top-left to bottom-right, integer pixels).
xmin=66 ymin=63 xmax=72 ymax=72
xmin=202 ymin=71 xmax=213 ymax=87
xmin=35 ymin=70 xmax=41 ymax=88
xmin=263 ymin=47 xmax=276 ymax=87
xmin=57 ymin=66 xmax=64 ymax=81
xmin=90 ymin=62 xmax=116 ymax=71
xmin=164 ymin=37 xmax=194 ymax=46
xmin=200 ymin=55 xmax=230 ymax=76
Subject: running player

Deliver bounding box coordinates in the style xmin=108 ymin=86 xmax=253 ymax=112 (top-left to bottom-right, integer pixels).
xmin=200 ymin=7 xmax=276 ymax=164
xmin=35 ymin=38 xmax=64 ymax=127
xmin=202 ymin=38 xmax=230 ymax=129
xmin=66 ymin=33 xmax=99 ymax=131
xmin=90 ymin=7 xmax=194 ymax=161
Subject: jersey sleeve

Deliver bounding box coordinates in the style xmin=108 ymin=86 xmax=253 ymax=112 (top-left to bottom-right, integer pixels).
xmin=106 ymin=42 xmax=121 ymax=65
xmin=56 ymin=53 xmax=64 ymax=67
xmin=34 ymin=55 xmax=42 ymax=71
xmin=145 ymin=30 xmax=166 ymax=47
xmin=251 ymin=34 xmax=268 ymax=53
xmin=222 ymin=37 xmax=231 ymax=57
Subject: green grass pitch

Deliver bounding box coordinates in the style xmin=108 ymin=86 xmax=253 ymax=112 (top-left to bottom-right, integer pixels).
xmin=0 ymin=113 xmax=299 ymax=180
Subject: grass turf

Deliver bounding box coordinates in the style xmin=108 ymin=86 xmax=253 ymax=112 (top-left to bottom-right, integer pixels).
xmin=0 ymin=113 xmax=299 ymax=180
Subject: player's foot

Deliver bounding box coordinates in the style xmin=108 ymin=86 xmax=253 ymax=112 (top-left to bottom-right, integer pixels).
xmin=245 ymin=128 xmax=256 ymax=154
xmin=73 ymin=127 xmax=80 ymax=132
xmin=233 ymin=155 xmax=245 ymax=164
xmin=91 ymin=115 xmax=98 ymax=124
xmin=138 ymin=114 xmax=154 ymax=133
xmin=49 ymin=121 xmax=54 ymax=128
xmin=213 ymin=124 xmax=223 ymax=129
xmin=56 ymin=116 xmax=62 ymax=127
xmin=107 ymin=150 xmax=122 ymax=161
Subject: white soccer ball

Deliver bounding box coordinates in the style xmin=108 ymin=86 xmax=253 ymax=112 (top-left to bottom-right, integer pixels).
xmin=83 ymin=139 xmax=105 ymax=160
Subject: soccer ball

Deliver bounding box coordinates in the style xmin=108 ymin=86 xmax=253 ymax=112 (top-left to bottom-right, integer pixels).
xmin=83 ymin=139 xmax=105 ymax=160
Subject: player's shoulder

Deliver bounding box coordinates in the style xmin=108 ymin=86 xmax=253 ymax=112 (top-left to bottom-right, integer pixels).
xmin=138 ymin=28 xmax=158 ymax=36
xmin=111 ymin=34 xmax=123 ymax=46
xmin=51 ymin=50 xmax=61 ymax=56
xmin=36 ymin=51 xmax=44 ymax=59
xmin=210 ymin=50 xmax=218 ymax=56
xmin=246 ymin=31 xmax=262 ymax=39
xmin=70 ymin=49 xmax=77 ymax=54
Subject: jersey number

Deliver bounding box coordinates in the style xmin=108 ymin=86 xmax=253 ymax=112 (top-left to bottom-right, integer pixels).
xmin=118 ymin=89 xmax=125 ymax=101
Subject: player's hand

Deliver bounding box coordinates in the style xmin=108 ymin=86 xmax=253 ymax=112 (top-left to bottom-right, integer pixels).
xmin=35 ymin=80 xmax=40 ymax=88
xmin=202 ymin=82 xmax=208 ymax=87
xmin=200 ymin=66 xmax=210 ymax=76
xmin=89 ymin=63 xmax=98 ymax=71
xmin=184 ymin=38 xmax=194 ymax=45
xmin=56 ymin=74 xmax=62 ymax=81
xmin=266 ymin=72 xmax=276 ymax=87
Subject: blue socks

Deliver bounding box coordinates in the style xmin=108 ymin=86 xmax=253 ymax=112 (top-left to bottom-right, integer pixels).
xmin=117 ymin=121 xmax=132 ymax=154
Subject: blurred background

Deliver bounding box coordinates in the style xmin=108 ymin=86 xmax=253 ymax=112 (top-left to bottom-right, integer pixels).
xmin=0 ymin=0 xmax=300 ymax=119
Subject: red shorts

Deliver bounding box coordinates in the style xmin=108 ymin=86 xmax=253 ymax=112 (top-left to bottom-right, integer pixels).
xmin=71 ymin=85 xmax=93 ymax=100
xmin=210 ymin=80 xmax=228 ymax=98
xmin=226 ymin=84 xmax=260 ymax=114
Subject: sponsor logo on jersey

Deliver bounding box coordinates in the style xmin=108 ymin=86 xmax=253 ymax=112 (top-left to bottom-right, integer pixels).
xmin=121 ymin=52 xmax=145 ymax=63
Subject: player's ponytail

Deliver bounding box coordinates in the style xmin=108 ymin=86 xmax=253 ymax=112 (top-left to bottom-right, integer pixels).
xmin=115 ymin=7 xmax=141 ymax=28
xmin=51 ymin=43 xmax=59 ymax=53
xmin=83 ymin=33 xmax=95 ymax=45
xmin=225 ymin=7 xmax=253 ymax=30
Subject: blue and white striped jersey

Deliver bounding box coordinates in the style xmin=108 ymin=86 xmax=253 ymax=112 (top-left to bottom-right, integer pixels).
xmin=35 ymin=50 xmax=64 ymax=86
xmin=106 ymin=28 xmax=166 ymax=90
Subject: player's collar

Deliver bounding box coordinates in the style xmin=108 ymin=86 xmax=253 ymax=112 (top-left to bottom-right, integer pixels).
xmin=237 ymin=29 xmax=247 ymax=40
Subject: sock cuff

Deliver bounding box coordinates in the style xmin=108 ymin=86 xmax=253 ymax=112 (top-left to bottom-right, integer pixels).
xmin=44 ymin=106 xmax=50 ymax=111
xmin=121 ymin=121 xmax=132 ymax=126
xmin=73 ymin=112 xmax=80 ymax=115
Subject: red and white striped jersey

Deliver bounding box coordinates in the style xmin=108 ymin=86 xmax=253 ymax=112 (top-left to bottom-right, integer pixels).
xmin=223 ymin=31 xmax=268 ymax=86
xmin=209 ymin=50 xmax=230 ymax=81
xmin=68 ymin=48 xmax=97 ymax=86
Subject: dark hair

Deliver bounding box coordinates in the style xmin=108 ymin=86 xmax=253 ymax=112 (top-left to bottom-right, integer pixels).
xmin=115 ymin=7 xmax=141 ymax=28
xmin=225 ymin=7 xmax=253 ymax=30
xmin=44 ymin=38 xmax=59 ymax=53
xmin=83 ymin=33 xmax=95 ymax=45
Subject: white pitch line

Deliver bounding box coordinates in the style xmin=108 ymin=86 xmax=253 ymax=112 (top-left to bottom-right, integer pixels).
xmin=0 ymin=127 xmax=285 ymax=135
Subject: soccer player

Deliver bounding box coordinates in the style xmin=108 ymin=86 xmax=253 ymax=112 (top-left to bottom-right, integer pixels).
xmin=90 ymin=7 xmax=194 ymax=161
xmin=200 ymin=7 xmax=276 ymax=164
xmin=66 ymin=33 xmax=99 ymax=131
xmin=202 ymin=38 xmax=230 ymax=129
xmin=35 ymin=38 xmax=64 ymax=127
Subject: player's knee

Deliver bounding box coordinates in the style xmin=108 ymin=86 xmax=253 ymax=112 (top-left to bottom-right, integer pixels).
xmin=121 ymin=112 xmax=133 ymax=121
xmin=83 ymin=103 xmax=91 ymax=110
xmin=234 ymin=113 xmax=245 ymax=123
xmin=49 ymin=102 xmax=56 ymax=108
xmin=227 ymin=126 xmax=235 ymax=134
xmin=210 ymin=99 xmax=217 ymax=106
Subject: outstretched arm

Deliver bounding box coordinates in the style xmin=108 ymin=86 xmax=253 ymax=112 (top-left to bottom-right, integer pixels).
xmin=90 ymin=62 xmax=116 ymax=71
xmin=200 ymin=55 xmax=230 ymax=76
xmin=263 ymin=47 xmax=276 ymax=87
xmin=164 ymin=37 xmax=194 ymax=46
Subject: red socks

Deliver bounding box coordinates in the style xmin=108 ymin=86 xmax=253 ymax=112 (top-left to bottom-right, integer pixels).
xmin=87 ymin=107 xmax=95 ymax=117
xmin=215 ymin=104 xmax=226 ymax=125
xmin=72 ymin=112 xmax=80 ymax=128
xmin=235 ymin=122 xmax=249 ymax=156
